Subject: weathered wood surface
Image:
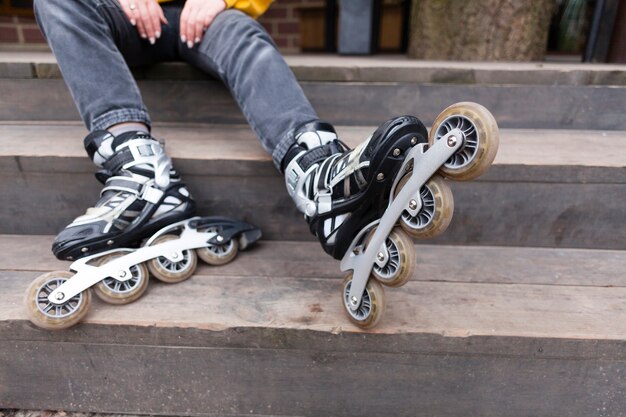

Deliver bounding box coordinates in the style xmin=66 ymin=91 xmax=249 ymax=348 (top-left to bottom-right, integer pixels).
xmin=1 ymin=335 xmax=625 ymax=417
xmin=1 ymin=78 xmax=626 ymax=130
xmin=2 ymin=235 xmax=626 ymax=288
xmin=1 ymin=123 xmax=626 ymax=248
xmin=3 ymin=52 xmax=626 ymax=85
xmin=2 ymin=265 xmax=626 ymax=416
xmin=2 ymin=267 xmax=626 ymax=339
xmin=2 ymin=122 xmax=626 ymax=176
xmin=2 ymin=237 xmax=626 ymax=416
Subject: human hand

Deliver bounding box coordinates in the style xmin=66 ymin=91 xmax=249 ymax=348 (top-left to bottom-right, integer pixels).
xmin=119 ymin=0 xmax=168 ymax=45
xmin=180 ymin=0 xmax=226 ymax=48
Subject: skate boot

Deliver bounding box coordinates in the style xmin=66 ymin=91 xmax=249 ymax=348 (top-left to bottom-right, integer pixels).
xmin=283 ymin=117 xmax=429 ymax=260
xmin=52 ymin=130 xmax=196 ymax=260
xmin=284 ymin=103 xmax=499 ymax=329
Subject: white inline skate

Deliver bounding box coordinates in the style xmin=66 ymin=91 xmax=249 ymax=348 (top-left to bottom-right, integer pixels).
xmin=25 ymin=216 xmax=262 ymax=330
xmin=284 ymin=102 xmax=499 ymax=328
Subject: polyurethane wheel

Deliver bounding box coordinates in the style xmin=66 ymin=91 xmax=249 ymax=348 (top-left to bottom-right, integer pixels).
xmin=93 ymin=253 xmax=150 ymax=305
xmin=429 ymin=102 xmax=499 ymax=181
xmin=147 ymin=234 xmax=197 ymax=283
xmin=341 ymin=274 xmax=386 ymax=329
xmin=397 ymin=174 xmax=454 ymax=239
xmin=24 ymin=271 xmax=92 ymax=330
xmin=197 ymin=226 xmax=239 ymax=266
xmin=369 ymin=227 xmax=416 ymax=288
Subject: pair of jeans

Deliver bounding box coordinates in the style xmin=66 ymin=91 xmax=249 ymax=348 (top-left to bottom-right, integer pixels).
xmin=33 ymin=0 xmax=319 ymax=170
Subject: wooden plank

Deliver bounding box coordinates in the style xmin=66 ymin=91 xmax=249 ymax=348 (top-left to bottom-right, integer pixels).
xmin=1 ymin=122 xmax=626 ymax=182
xmin=2 ymin=269 xmax=626 ymax=416
xmin=1 ymin=78 xmax=626 ymax=131
xmin=2 ymin=52 xmax=626 ymax=85
xmin=3 ymin=270 xmax=626 ymax=339
xmin=1 ymin=235 xmax=625 ymax=288
xmin=1 ymin=336 xmax=625 ymax=417
xmin=2 ymin=169 xmax=626 ymax=249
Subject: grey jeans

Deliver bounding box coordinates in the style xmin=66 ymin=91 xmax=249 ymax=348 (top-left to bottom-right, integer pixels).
xmin=33 ymin=0 xmax=319 ymax=170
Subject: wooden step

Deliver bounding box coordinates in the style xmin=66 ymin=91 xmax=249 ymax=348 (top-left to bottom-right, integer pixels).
xmin=1 ymin=53 xmax=626 ymax=130
xmin=1 ymin=235 xmax=624 ymax=416
xmin=1 ymin=122 xmax=625 ymax=249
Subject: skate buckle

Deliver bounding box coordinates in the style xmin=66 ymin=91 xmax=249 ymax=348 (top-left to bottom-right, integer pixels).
xmin=316 ymin=191 xmax=332 ymax=215
xmin=141 ymin=185 xmax=165 ymax=204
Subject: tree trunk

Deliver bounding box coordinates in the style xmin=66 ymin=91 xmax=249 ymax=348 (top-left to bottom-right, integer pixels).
xmin=408 ymin=0 xmax=556 ymax=61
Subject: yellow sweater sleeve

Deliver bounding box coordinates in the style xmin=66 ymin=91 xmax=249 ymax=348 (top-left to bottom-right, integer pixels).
xmin=157 ymin=0 xmax=272 ymax=19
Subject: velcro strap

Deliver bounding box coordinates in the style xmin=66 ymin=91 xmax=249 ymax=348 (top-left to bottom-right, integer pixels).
xmin=101 ymin=177 xmax=144 ymax=196
xmin=299 ymin=145 xmax=334 ymax=172
xmin=102 ymin=148 xmax=134 ymax=173
xmin=142 ymin=185 xmax=165 ymax=204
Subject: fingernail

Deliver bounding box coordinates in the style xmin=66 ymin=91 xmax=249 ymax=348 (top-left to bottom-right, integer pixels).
xmin=149 ymin=37 xmax=155 ymax=45
xmin=194 ymin=37 xmax=200 ymax=44
xmin=131 ymin=19 xmax=136 ymax=26
xmin=181 ymin=35 xmax=186 ymax=43
xmin=187 ymin=40 xmax=194 ymax=48
xmin=141 ymin=33 xmax=147 ymax=39
xmin=156 ymin=31 xmax=161 ymax=39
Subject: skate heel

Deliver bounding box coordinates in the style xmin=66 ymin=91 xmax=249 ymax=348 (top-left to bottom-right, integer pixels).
xmin=25 ymin=216 xmax=262 ymax=330
xmin=339 ymin=102 xmax=500 ymax=329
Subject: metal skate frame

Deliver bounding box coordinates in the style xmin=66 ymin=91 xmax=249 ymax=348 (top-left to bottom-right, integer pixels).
xmin=47 ymin=217 xmax=224 ymax=305
xmin=340 ymin=129 xmax=463 ymax=312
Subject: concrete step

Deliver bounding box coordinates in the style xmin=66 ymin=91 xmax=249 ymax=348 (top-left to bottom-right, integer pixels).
xmin=1 ymin=235 xmax=625 ymax=416
xmin=1 ymin=122 xmax=625 ymax=250
xmin=1 ymin=53 xmax=626 ymax=130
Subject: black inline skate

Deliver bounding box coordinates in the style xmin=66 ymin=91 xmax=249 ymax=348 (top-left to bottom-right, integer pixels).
xmin=52 ymin=130 xmax=196 ymax=260
xmin=284 ymin=102 xmax=499 ymax=329
xmin=24 ymin=130 xmax=263 ymax=330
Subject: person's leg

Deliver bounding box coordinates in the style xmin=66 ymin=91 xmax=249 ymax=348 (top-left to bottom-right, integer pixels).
xmin=34 ymin=0 xmax=195 ymax=260
xmin=179 ymin=9 xmax=319 ymax=171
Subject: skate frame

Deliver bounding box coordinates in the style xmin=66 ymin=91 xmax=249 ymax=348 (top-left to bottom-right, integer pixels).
xmin=340 ymin=129 xmax=463 ymax=312
xmin=47 ymin=217 xmax=223 ymax=305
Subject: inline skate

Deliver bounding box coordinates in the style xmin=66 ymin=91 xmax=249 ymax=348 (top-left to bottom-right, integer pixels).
xmin=52 ymin=130 xmax=195 ymax=261
xmin=284 ymin=102 xmax=499 ymax=329
xmin=25 ymin=216 xmax=262 ymax=330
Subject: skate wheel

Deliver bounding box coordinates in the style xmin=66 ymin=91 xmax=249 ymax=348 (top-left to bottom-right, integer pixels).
xmin=429 ymin=102 xmax=499 ymax=181
xmin=342 ymin=275 xmax=386 ymax=329
xmin=147 ymin=234 xmax=197 ymax=283
xmin=93 ymin=253 xmax=150 ymax=305
xmin=197 ymin=226 xmax=239 ymax=266
xmin=24 ymin=271 xmax=92 ymax=330
xmin=397 ymin=174 xmax=454 ymax=239
xmin=369 ymin=227 xmax=416 ymax=288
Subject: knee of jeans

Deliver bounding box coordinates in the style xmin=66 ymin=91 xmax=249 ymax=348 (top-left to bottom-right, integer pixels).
xmin=212 ymin=9 xmax=272 ymax=46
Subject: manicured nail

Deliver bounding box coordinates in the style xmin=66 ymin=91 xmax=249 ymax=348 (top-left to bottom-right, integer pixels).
xmin=156 ymin=31 xmax=161 ymax=39
xmin=194 ymin=37 xmax=200 ymax=44
xmin=181 ymin=35 xmax=186 ymax=43
xmin=141 ymin=33 xmax=147 ymax=39
xmin=149 ymin=37 xmax=155 ymax=45
xmin=131 ymin=19 xmax=136 ymax=26
xmin=187 ymin=40 xmax=194 ymax=48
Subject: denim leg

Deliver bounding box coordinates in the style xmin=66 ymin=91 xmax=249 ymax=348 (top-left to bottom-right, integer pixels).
xmin=33 ymin=0 xmax=175 ymax=131
xmin=180 ymin=10 xmax=320 ymax=171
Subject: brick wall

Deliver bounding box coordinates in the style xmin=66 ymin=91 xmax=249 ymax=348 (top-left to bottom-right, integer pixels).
xmin=0 ymin=0 xmax=321 ymax=53
xmin=258 ymin=0 xmax=325 ymax=53
xmin=0 ymin=15 xmax=45 ymax=47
